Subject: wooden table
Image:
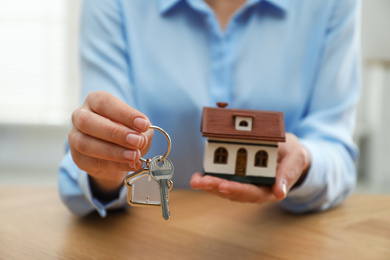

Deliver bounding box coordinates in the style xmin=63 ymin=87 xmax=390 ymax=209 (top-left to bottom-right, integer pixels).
xmin=0 ymin=187 xmax=389 ymax=260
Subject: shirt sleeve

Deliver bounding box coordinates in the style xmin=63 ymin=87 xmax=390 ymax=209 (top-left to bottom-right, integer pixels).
xmin=58 ymin=0 xmax=132 ymax=216
xmin=279 ymin=0 xmax=361 ymax=213
xmin=58 ymin=149 xmax=129 ymax=217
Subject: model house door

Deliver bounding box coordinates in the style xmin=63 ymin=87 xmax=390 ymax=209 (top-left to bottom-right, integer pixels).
xmin=235 ymin=148 xmax=247 ymax=176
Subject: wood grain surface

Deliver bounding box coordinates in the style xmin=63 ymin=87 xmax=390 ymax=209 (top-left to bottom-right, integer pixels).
xmin=0 ymin=187 xmax=389 ymax=260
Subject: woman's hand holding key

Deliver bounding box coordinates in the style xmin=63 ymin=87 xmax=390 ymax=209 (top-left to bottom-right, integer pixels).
xmin=68 ymin=91 xmax=154 ymax=200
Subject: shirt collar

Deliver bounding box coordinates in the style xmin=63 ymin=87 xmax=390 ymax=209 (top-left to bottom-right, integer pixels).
xmin=248 ymin=0 xmax=291 ymax=12
xmin=158 ymin=0 xmax=291 ymax=14
xmin=158 ymin=0 xmax=182 ymax=14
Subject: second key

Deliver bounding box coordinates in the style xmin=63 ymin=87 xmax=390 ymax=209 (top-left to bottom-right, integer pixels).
xmin=149 ymin=156 xmax=174 ymax=220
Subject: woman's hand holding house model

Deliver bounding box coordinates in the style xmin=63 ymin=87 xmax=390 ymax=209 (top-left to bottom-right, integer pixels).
xmin=190 ymin=133 xmax=311 ymax=204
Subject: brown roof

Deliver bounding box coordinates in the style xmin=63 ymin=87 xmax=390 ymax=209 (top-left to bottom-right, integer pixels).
xmin=201 ymin=105 xmax=285 ymax=142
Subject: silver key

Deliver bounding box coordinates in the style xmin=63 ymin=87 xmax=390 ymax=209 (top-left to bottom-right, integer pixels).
xmin=149 ymin=156 xmax=174 ymax=220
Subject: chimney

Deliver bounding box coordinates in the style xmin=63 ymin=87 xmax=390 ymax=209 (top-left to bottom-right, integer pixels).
xmin=216 ymin=102 xmax=228 ymax=108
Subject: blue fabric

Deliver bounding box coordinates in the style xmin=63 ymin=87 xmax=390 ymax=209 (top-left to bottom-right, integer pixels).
xmin=58 ymin=0 xmax=361 ymax=216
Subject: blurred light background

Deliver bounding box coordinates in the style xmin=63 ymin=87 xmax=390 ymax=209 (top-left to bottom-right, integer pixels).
xmin=0 ymin=0 xmax=389 ymax=193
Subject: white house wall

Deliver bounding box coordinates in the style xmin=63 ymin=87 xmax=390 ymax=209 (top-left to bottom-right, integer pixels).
xmin=203 ymin=139 xmax=278 ymax=178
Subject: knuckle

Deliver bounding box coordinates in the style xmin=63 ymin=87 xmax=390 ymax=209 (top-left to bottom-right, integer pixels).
xmin=117 ymin=106 xmax=132 ymax=121
xmin=105 ymin=147 xmax=119 ymax=162
xmin=117 ymin=106 xmax=135 ymax=122
xmin=68 ymin=127 xmax=76 ymax=141
xmin=69 ymin=147 xmax=89 ymax=172
xmin=71 ymin=109 xmax=78 ymax=125
xmin=71 ymin=108 xmax=84 ymax=126
xmin=74 ymin=109 xmax=90 ymax=131
xmin=73 ymin=134 xmax=88 ymax=154
xmin=69 ymin=145 xmax=81 ymax=165
xmin=86 ymin=91 xmax=102 ymax=103
xmin=96 ymin=97 xmax=109 ymax=113
xmin=71 ymin=107 xmax=90 ymax=128
xmin=89 ymin=91 xmax=110 ymax=114
xmin=95 ymin=158 xmax=107 ymax=170
xmin=108 ymin=123 xmax=122 ymax=140
xmin=68 ymin=129 xmax=81 ymax=151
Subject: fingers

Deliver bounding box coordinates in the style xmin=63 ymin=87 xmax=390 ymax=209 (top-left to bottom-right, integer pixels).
xmin=69 ymin=91 xmax=152 ymax=176
xmin=218 ymin=180 xmax=277 ymax=203
xmin=85 ymin=91 xmax=150 ymax=132
xmin=190 ymin=173 xmax=223 ymax=196
xmin=72 ymin=108 xmax=148 ymax=151
xmin=69 ymin=128 xmax=142 ymax=164
xmin=190 ymin=173 xmax=278 ymax=203
xmin=190 ymin=173 xmax=219 ymax=190
xmin=69 ymin=144 xmax=143 ymax=177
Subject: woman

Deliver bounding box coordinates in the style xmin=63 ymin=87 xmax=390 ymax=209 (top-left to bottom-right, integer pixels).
xmin=59 ymin=0 xmax=361 ymax=217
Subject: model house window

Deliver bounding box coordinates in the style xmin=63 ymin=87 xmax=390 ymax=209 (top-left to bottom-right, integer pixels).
xmin=235 ymin=116 xmax=253 ymax=131
xmin=255 ymin=150 xmax=268 ymax=167
xmin=214 ymin=147 xmax=228 ymax=164
xmin=239 ymin=120 xmax=248 ymax=127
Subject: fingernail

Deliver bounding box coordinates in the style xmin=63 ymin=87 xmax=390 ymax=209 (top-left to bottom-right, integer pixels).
xmin=218 ymin=184 xmax=231 ymax=194
xmin=126 ymin=134 xmax=142 ymax=147
xmin=129 ymin=161 xmax=142 ymax=170
xmin=219 ymin=189 xmax=231 ymax=194
xmin=282 ymin=182 xmax=287 ymax=197
xmin=139 ymin=133 xmax=148 ymax=150
xmin=123 ymin=150 xmax=137 ymax=161
xmin=202 ymin=186 xmax=213 ymax=191
xmin=133 ymin=118 xmax=148 ymax=131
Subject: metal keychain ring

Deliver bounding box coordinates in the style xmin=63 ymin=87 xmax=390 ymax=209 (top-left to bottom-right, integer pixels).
xmin=140 ymin=125 xmax=171 ymax=163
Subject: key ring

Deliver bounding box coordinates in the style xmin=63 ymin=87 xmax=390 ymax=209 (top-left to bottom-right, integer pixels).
xmin=140 ymin=125 xmax=171 ymax=164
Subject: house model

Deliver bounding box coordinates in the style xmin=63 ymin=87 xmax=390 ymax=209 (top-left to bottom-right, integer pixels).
xmin=201 ymin=102 xmax=286 ymax=185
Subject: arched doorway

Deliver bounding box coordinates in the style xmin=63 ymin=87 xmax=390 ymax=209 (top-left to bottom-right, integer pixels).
xmin=235 ymin=148 xmax=247 ymax=176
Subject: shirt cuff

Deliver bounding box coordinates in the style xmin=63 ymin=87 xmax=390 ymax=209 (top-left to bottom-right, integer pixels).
xmin=77 ymin=171 xmax=128 ymax=217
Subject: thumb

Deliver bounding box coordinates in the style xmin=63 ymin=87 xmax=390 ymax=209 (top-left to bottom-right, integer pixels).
xmin=272 ymin=177 xmax=287 ymax=201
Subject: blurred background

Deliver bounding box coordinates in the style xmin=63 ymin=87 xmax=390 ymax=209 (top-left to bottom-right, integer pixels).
xmin=0 ymin=0 xmax=389 ymax=193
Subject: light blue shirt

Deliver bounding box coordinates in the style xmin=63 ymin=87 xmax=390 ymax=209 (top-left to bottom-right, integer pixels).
xmin=59 ymin=0 xmax=361 ymax=217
